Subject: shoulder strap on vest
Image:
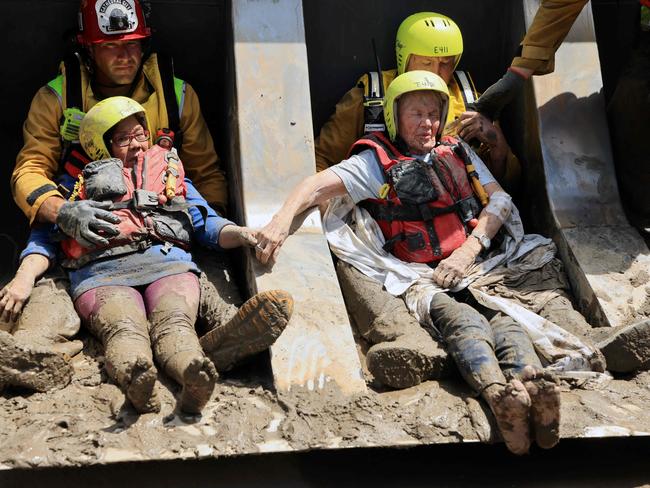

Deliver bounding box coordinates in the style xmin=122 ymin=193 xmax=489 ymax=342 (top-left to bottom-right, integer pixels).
xmin=453 ymin=70 xmax=478 ymax=106
xmin=156 ymin=53 xmax=184 ymax=151
xmin=349 ymin=132 xmax=411 ymax=172
xmin=63 ymin=54 xmax=83 ymax=110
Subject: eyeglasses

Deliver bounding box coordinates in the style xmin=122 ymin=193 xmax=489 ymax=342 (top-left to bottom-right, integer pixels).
xmin=111 ymin=129 xmax=150 ymax=147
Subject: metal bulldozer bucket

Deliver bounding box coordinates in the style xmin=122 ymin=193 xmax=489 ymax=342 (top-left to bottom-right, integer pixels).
xmin=0 ymin=0 xmax=649 ymax=472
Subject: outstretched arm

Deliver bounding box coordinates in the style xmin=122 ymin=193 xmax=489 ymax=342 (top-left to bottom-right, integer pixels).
xmin=255 ymin=169 xmax=348 ymax=264
xmin=0 ymin=254 xmax=50 ymax=323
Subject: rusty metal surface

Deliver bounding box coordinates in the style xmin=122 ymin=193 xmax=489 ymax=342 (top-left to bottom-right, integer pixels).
xmin=523 ymin=0 xmax=650 ymax=327
xmin=230 ymin=0 xmax=366 ymax=395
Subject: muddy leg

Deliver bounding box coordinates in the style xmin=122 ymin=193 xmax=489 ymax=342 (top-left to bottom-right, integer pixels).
xmin=145 ymin=273 xmax=217 ymax=414
xmin=13 ymin=270 xmax=83 ymax=357
xmin=0 ymin=330 xmax=72 ymax=392
xmin=336 ymin=260 xmax=449 ymax=388
xmin=490 ymin=314 xmax=560 ymax=449
xmin=430 ymin=293 xmax=531 ymax=454
xmin=75 ymin=286 xmax=159 ymax=413
xmin=539 ymin=293 xmax=606 ymax=372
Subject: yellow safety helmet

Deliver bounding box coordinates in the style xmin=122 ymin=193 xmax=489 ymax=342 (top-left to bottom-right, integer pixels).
xmin=384 ymin=70 xmax=450 ymax=142
xmin=79 ymin=96 xmax=149 ymax=161
xmin=395 ymin=12 xmax=463 ymax=75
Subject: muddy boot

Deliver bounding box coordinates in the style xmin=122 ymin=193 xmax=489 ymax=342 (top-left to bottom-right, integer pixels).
xmin=593 ymin=319 xmax=650 ymax=373
xmin=366 ymin=322 xmax=449 ymax=389
xmin=200 ymin=290 xmax=293 ymax=372
xmin=0 ymin=330 xmax=73 ymax=392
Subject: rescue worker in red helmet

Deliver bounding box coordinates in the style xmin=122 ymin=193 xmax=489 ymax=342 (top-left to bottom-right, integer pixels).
xmin=255 ymin=71 xmax=571 ymax=455
xmin=4 ymin=0 xmax=234 ymax=391
xmin=2 ymin=97 xmax=293 ymax=413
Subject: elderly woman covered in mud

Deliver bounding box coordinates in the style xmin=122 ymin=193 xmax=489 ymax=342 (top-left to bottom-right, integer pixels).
xmin=0 ymin=96 xmax=293 ymax=414
xmin=250 ymin=70 xmax=605 ymax=455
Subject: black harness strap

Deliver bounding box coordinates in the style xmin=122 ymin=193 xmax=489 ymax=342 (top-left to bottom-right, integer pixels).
xmin=63 ymin=54 xmax=83 ymax=110
xmin=156 ymin=53 xmax=183 ymax=151
xmin=360 ymin=200 xmax=458 ymax=222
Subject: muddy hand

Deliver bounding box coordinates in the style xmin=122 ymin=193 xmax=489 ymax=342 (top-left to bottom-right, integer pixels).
xmin=56 ymin=200 xmax=120 ymax=248
xmin=0 ymin=276 xmax=35 ymax=323
xmin=458 ymin=111 xmax=501 ymax=146
xmin=255 ymin=215 xmax=291 ymax=265
xmin=432 ymin=241 xmax=478 ymax=289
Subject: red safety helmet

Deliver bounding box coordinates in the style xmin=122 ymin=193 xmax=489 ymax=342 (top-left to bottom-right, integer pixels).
xmin=77 ymin=0 xmax=151 ymax=46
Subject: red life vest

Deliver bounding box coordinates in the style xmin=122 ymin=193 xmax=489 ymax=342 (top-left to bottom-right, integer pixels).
xmin=61 ymin=144 xmax=193 ymax=269
xmin=350 ymin=132 xmax=480 ymax=264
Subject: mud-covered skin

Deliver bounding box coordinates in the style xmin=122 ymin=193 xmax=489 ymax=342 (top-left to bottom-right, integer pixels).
xmin=147 ymin=273 xmax=217 ymax=413
xmin=11 ymin=271 xmax=82 ymax=357
xmin=0 ymin=330 xmax=72 ymax=392
xmin=336 ymin=260 xmax=449 ymax=388
xmin=430 ymin=292 xmax=543 ymax=394
xmin=521 ymin=366 xmax=561 ymax=449
xmin=483 ymin=380 xmax=532 ymax=455
xmin=200 ymin=290 xmax=293 ymax=372
xmin=77 ymin=286 xmax=160 ymax=413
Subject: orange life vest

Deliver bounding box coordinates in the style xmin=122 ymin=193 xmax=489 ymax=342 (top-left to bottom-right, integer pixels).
xmin=61 ymin=144 xmax=193 ymax=269
xmin=350 ymin=132 xmax=480 ymax=264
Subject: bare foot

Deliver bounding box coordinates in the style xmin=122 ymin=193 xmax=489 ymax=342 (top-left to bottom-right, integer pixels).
xmin=484 ymin=380 xmax=532 ymax=455
xmin=180 ymin=357 xmax=217 ymax=414
xmin=521 ymin=365 xmax=561 ymax=449
xmin=125 ymin=356 xmax=160 ymax=414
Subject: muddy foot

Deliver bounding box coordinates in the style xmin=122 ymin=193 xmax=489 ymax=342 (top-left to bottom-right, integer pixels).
xmin=0 ymin=330 xmax=72 ymax=392
xmin=366 ymin=340 xmax=446 ymax=389
xmin=180 ymin=357 xmax=218 ymax=414
xmin=124 ymin=357 xmax=160 ymax=414
xmin=522 ymin=367 xmax=561 ymax=449
xmin=595 ymin=319 xmax=650 ymax=373
xmin=200 ymin=290 xmax=294 ymax=372
xmin=485 ymin=380 xmax=532 ymax=455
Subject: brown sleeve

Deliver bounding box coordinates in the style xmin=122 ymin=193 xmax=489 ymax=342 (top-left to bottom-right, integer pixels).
xmin=178 ymin=83 xmax=229 ymax=216
xmin=314 ymin=86 xmax=365 ymax=173
xmin=12 ymin=87 xmax=65 ymax=224
xmin=511 ymin=0 xmax=590 ymax=75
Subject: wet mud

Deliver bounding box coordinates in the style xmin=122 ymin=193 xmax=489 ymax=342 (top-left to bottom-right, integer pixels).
xmin=2 ymin=329 xmax=650 ymax=469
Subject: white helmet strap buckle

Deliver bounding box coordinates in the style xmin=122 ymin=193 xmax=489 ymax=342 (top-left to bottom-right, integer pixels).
xmin=95 ymin=0 xmax=139 ymax=35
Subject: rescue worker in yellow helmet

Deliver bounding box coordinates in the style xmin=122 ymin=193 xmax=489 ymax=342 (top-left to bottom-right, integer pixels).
xmin=255 ymin=71 xmax=568 ymax=455
xmin=315 ymin=12 xmax=521 ymax=194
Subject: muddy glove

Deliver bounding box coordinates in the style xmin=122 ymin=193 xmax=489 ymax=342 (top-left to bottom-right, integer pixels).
xmin=467 ymin=69 xmax=526 ymax=121
xmin=56 ymin=200 xmax=121 ymax=248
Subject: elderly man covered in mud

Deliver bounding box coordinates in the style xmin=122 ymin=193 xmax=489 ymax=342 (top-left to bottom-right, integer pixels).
xmin=255 ymin=70 xmax=607 ymax=455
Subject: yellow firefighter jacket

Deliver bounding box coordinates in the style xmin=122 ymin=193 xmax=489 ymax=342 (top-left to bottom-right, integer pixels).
xmin=13 ymin=54 xmax=228 ymax=223
xmin=512 ymin=0 xmax=589 ymax=75
xmin=314 ymin=69 xmax=521 ymax=193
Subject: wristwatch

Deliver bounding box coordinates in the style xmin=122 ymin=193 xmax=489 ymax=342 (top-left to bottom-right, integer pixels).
xmin=470 ymin=232 xmax=491 ymax=251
